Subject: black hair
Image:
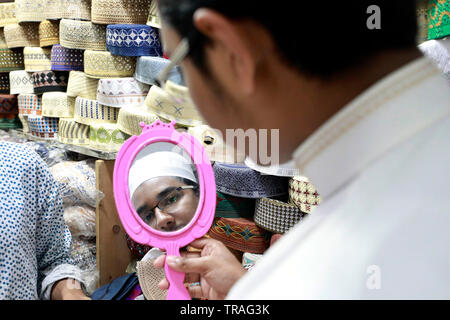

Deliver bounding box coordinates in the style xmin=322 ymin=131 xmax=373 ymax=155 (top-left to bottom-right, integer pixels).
xmin=157 ymin=0 xmax=417 ymax=78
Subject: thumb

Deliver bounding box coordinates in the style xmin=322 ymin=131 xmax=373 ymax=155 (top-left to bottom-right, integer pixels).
xmin=166 ymin=255 xmax=211 ymax=274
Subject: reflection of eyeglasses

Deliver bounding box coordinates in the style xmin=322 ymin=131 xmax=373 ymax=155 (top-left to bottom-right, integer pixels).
xmin=139 ymin=185 xmax=197 ymax=225
xmin=155 ymin=38 xmax=190 ymax=90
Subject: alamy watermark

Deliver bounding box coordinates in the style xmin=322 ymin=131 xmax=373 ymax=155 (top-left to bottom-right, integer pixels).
xmin=366 ymin=265 xmax=381 ymax=290
xmin=367 ymin=5 xmax=381 ymax=30
xmin=170 ymin=127 xmax=281 ymax=167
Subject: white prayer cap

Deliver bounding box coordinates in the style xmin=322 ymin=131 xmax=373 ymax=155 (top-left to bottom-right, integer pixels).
xmin=129 ymin=147 xmax=197 ymax=198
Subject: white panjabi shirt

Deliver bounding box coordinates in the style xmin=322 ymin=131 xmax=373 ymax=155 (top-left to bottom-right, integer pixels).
xmin=419 ymin=38 xmax=450 ymax=80
xmin=227 ymin=57 xmax=450 ymax=299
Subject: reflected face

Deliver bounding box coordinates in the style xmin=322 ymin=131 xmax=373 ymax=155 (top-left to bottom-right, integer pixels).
xmin=131 ymin=176 xmax=199 ymax=232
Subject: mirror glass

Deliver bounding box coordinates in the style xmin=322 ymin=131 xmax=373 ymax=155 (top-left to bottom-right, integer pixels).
xmin=128 ymin=142 xmax=200 ymax=233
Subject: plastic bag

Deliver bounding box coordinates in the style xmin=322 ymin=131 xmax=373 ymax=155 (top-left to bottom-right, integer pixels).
xmin=82 ymin=266 xmax=100 ymax=296
xmin=64 ymin=205 xmax=96 ymax=239
xmin=70 ymin=237 xmax=99 ymax=295
xmin=71 ymin=237 xmax=97 ymax=270
xmin=0 ymin=129 xmax=28 ymax=143
xmin=24 ymin=141 xmax=71 ymax=167
xmin=50 ymin=160 xmax=100 ymax=207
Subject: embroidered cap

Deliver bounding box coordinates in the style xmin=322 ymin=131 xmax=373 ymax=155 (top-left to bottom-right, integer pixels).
xmin=117 ymin=105 xmax=159 ymax=136
xmin=91 ymin=0 xmax=152 ymax=25
xmin=31 ymin=70 xmax=69 ymax=94
xmin=10 ymin=70 xmax=35 ymax=95
xmin=44 ymin=0 xmax=64 ymax=20
xmin=66 ymin=71 xmax=98 ymax=99
xmin=58 ymin=117 xmax=90 ymax=145
xmin=0 ymin=94 xmax=18 ymax=114
xmin=0 ymin=113 xmax=21 ymax=129
xmin=208 ymin=217 xmax=270 ymax=254
xmin=28 ymin=115 xmax=58 ymax=139
xmin=51 ymin=44 xmax=84 ymax=71
xmin=0 ymin=48 xmax=24 ymax=72
xmin=106 ymin=24 xmax=162 ymax=57
xmin=42 ymin=92 xmax=74 ymax=118
xmin=136 ymin=256 xmax=167 ymax=300
xmin=146 ymin=0 xmax=160 ymax=29
xmin=0 ymin=3 xmax=17 ymax=27
xmin=39 ymin=20 xmax=60 ymax=47
xmin=15 ymin=0 xmax=45 ymax=23
xmin=4 ymin=23 xmax=40 ymax=48
xmin=288 ymin=176 xmax=322 ymax=214
xmin=27 ymin=114 xmax=59 ymax=133
xmin=60 ymin=19 xmax=107 ymax=51
xmin=213 ymin=162 xmax=290 ymax=198
xmin=215 ymin=191 xmax=255 ymax=219
xmin=134 ymin=56 xmax=184 ymax=86
xmin=144 ymin=82 xmax=203 ymax=127
xmin=62 ymin=0 xmax=92 ymax=21
xmin=24 ymin=47 xmax=52 ymax=72
xmin=0 ymin=72 xmax=9 ymax=94
xmin=89 ymin=122 xmax=129 ymax=152
xmin=18 ymin=93 xmax=42 ymax=116
xmin=428 ymin=0 xmax=450 ymax=40
xmin=74 ymin=96 xmax=119 ymax=125
xmin=128 ymin=146 xmax=198 ymax=199
xmin=96 ymin=77 xmax=149 ymax=108
xmin=84 ymin=50 xmax=136 ymax=78
xmin=254 ymin=197 xmax=306 ymax=234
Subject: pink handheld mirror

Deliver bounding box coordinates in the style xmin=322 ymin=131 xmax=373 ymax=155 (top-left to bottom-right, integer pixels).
xmin=113 ymin=120 xmax=216 ymax=300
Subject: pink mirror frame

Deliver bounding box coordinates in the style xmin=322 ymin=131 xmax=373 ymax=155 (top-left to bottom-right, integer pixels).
xmin=113 ymin=120 xmax=216 ymax=300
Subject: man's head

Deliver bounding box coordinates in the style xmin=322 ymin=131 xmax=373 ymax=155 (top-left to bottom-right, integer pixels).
xmin=129 ymin=147 xmax=199 ymax=232
xmin=157 ymin=0 xmax=418 ymax=163
xmin=132 ymin=176 xmax=199 ymax=232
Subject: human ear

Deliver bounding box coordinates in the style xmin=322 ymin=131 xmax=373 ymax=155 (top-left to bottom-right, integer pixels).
xmin=192 ymin=8 xmax=258 ymax=95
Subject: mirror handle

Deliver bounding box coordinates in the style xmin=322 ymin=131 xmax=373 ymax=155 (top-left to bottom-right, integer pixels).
xmin=165 ymin=245 xmax=191 ymax=300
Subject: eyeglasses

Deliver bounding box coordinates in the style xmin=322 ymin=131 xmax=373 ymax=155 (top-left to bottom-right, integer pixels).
xmin=139 ymin=185 xmax=197 ymax=225
xmin=155 ymin=38 xmax=190 ymax=90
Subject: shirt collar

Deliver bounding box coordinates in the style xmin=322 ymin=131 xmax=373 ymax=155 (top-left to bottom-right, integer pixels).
xmin=293 ymin=57 xmax=450 ymax=200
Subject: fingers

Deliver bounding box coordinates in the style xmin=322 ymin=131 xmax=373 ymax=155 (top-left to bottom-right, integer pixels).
xmin=185 ymin=271 xmax=200 ymax=284
xmin=153 ymin=255 xmax=165 ymax=269
xmin=159 ymin=279 xmax=204 ymax=299
xmin=153 ymin=251 xmax=200 ymax=269
xmin=158 ymin=275 xmax=201 ymax=291
xmin=187 ymin=284 xmax=204 ymax=299
xmin=181 ymin=253 xmax=201 ymax=284
xmin=158 ymin=278 xmax=169 ymax=290
xmin=155 ymin=252 xmax=201 ymax=292
xmin=188 ymin=237 xmax=218 ymax=250
xmin=166 ymin=255 xmax=210 ymax=274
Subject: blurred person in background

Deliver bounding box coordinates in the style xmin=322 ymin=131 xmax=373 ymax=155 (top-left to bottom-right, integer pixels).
xmin=0 ymin=142 xmax=90 ymax=300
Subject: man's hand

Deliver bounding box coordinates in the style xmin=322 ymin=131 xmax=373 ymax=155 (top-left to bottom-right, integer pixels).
xmin=154 ymin=238 xmax=247 ymax=300
xmin=51 ymin=279 xmax=91 ymax=300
